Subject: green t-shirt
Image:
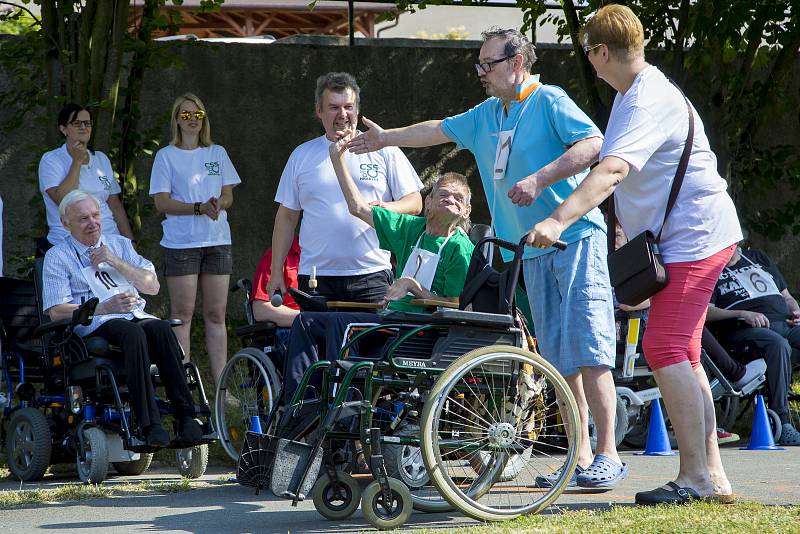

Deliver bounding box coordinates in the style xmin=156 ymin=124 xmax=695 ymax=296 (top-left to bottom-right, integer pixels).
xmin=372 ymin=207 xmax=474 ymax=313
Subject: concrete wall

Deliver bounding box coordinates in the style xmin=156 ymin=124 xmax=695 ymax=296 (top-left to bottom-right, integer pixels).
xmin=2 ymin=36 xmax=798 ymax=318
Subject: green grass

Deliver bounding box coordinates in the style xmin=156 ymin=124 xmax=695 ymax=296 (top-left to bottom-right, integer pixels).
xmin=0 ymin=478 xmax=192 ymax=509
xmin=412 ymin=502 xmax=800 ymax=534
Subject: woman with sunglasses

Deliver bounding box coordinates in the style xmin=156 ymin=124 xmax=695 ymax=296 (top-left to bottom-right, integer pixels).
xmin=38 ymin=103 xmax=134 ymax=248
xmin=149 ymin=93 xmax=241 ymax=385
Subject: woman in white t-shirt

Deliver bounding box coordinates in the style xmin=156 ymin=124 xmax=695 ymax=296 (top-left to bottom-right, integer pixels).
xmin=149 ymin=93 xmax=241 ymax=385
xmin=527 ymin=6 xmax=740 ymax=505
xmin=38 ymin=103 xmax=134 ymax=247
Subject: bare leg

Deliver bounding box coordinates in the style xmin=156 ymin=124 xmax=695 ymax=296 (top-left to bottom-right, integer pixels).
xmin=694 ymin=364 xmax=732 ymax=496
xmin=201 ymin=273 xmax=230 ymax=385
xmin=564 ymin=371 xmax=593 ymax=468
xmin=581 ymin=365 xmax=621 ymax=464
xmin=652 ymin=361 xmax=715 ymax=495
xmin=166 ymin=274 xmax=199 ymax=361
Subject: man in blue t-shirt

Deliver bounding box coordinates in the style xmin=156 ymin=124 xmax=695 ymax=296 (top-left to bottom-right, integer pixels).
xmin=349 ymin=28 xmax=623 ymax=488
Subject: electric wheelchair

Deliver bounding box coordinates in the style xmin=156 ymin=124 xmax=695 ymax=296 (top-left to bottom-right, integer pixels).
xmin=0 ymin=260 xmax=217 ymax=484
xmin=235 ymin=236 xmax=582 ymax=530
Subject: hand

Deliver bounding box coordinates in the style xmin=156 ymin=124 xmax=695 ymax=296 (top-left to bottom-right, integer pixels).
xmin=266 ymin=272 xmax=287 ymax=300
xmin=201 ymin=197 xmax=220 ymax=220
xmin=66 ymin=138 xmax=88 ymax=165
xmin=348 ymin=117 xmax=386 ymax=154
xmin=508 ymin=174 xmax=544 ymax=206
xmin=329 ymin=130 xmax=355 ymax=160
xmin=98 ymin=292 xmax=138 ymax=314
xmin=786 ymin=309 xmax=800 ymax=326
xmin=739 ymin=310 xmax=769 ymax=328
xmin=525 ymin=218 xmax=564 ymax=249
xmin=381 ymin=277 xmax=421 ymax=306
xmin=89 ymin=245 xmax=118 ymax=268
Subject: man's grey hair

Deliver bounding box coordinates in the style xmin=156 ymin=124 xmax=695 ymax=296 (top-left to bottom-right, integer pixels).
xmin=59 ymin=190 xmax=99 ymax=220
xmin=481 ymin=27 xmax=537 ymax=72
xmin=315 ymin=72 xmax=361 ymax=110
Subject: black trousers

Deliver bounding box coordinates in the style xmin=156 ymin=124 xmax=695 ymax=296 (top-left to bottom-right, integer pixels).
xmin=701 ymin=327 xmax=745 ymax=383
xmin=298 ymin=269 xmax=392 ymax=304
xmin=93 ymin=318 xmax=194 ymax=429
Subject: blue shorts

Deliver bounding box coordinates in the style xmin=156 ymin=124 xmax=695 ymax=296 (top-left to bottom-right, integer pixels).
xmin=522 ymin=229 xmax=615 ymax=377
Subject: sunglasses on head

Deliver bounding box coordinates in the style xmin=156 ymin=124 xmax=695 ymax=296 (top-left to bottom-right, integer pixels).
xmin=179 ymin=110 xmax=206 ymax=121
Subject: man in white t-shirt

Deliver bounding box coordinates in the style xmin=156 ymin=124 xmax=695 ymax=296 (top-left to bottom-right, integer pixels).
xmin=268 ymin=72 xmax=423 ymax=303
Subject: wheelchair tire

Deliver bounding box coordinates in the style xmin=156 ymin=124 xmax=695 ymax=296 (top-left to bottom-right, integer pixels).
xmin=215 ymin=347 xmax=282 ymax=462
xmin=77 ymin=427 xmax=109 ymax=484
xmin=420 ymin=346 xmax=581 ymax=522
xmin=113 ymin=453 xmax=154 ymax=476
xmin=176 ymin=444 xmax=208 ymax=479
xmin=6 ymin=407 xmax=52 ymax=482
xmin=588 ymin=394 xmax=629 ymax=450
xmin=715 ymin=396 xmax=741 ymax=433
xmin=361 ymin=478 xmax=413 ymax=531
xmin=312 ymin=472 xmax=362 ymax=520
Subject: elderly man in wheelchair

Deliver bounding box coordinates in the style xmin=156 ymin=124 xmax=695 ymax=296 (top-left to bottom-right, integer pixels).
xmin=42 ymin=190 xmax=204 ymax=449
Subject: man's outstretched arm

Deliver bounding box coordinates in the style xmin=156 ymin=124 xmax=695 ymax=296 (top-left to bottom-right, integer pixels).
xmin=348 ymin=118 xmax=451 ymax=154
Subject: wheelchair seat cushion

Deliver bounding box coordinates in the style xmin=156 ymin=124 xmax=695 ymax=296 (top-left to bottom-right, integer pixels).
xmin=84 ymin=336 xmax=112 ymax=357
xmin=69 ymin=357 xmax=127 ymax=382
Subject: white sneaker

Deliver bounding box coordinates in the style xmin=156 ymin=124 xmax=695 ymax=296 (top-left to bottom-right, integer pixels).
xmin=732 ymin=358 xmax=767 ymax=390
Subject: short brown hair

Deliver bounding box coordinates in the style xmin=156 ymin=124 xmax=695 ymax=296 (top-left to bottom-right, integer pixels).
xmin=580 ymin=4 xmax=644 ymax=62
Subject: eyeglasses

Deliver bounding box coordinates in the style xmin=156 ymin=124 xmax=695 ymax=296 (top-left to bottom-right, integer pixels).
xmin=583 ymin=43 xmax=604 ymax=55
xmin=474 ymin=56 xmax=512 ymax=76
xmin=69 ymin=120 xmax=93 ymax=128
xmin=178 ymin=110 xmax=206 ymax=121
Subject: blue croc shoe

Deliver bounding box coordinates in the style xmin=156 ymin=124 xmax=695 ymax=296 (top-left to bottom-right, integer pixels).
xmin=576 ymin=454 xmax=628 ymax=488
xmin=533 ymin=464 xmax=584 ymax=488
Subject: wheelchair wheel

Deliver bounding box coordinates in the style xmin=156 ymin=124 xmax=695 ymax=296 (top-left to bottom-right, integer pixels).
xmin=113 ymin=453 xmax=154 ymax=476
xmin=361 ymin=478 xmax=413 ymax=531
xmin=588 ymin=395 xmax=629 ymax=450
xmin=6 ymin=407 xmax=52 ymax=481
xmin=215 ymin=347 xmax=281 ymax=461
xmin=420 ymin=346 xmax=581 ymax=522
xmin=312 ymin=472 xmax=362 ymax=520
xmin=176 ymin=444 xmax=209 ymax=479
xmin=715 ymin=395 xmax=741 ymax=433
xmin=77 ymin=427 xmax=110 ymax=484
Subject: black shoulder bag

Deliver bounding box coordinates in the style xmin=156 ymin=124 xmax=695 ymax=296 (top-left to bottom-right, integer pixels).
xmin=606 ymin=86 xmax=694 ymax=307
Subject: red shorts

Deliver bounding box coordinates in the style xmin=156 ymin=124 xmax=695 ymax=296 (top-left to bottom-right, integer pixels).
xmin=642 ymin=245 xmax=735 ymax=371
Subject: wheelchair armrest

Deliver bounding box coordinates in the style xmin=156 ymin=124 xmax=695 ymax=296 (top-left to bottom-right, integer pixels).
xmin=235 ymin=321 xmax=277 ymax=337
xmin=288 ymin=288 xmax=329 ymax=312
xmin=33 ymin=298 xmax=98 ymax=337
xmin=167 ymin=319 xmax=183 ymax=327
xmin=377 ymin=309 xmax=433 ymax=323
xmin=430 ymin=308 xmax=514 ymax=328
xmin=409 ymin=298 xmax=459 ymax=309
xmin=33 ymin=317 xmax=72 ymax=337
xmin=327 ymin=301 xmax=383 ymax=310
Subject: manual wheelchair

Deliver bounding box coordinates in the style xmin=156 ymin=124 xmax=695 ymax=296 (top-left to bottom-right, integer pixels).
xmin=0 ymin=260 xmax=217 ymax=484
xmin=235 ymin=237 xmax=582 ymax=530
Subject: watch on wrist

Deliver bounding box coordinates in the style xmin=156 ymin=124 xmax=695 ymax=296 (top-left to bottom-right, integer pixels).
xmin=193 ymin=202 xmax=201 ymax=216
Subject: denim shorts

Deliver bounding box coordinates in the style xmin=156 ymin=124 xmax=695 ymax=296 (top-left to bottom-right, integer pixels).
xmin=161 ymin=245 xmax=232 ymax=277
xmin=522 ymin=228 xmax=615 ymax=377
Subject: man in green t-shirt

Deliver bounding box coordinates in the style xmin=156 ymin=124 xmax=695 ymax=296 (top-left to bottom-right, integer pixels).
xmin=280 ymin=133 xmax=474 ymax=403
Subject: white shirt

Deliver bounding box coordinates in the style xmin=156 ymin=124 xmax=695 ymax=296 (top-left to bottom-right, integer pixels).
xmin=276 ymin=135 xmax=422 ymax=276
xmin=38 ymin=145 xmax=122 ymax=245
xmin=149 ymin=144 xmax=241 ymax=248
xmin=600 ymin=66 xmax=742 ymax=263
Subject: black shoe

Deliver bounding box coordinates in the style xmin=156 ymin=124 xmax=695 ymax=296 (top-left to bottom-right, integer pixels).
xmin=145 ymin=424 xmax=170 ymax=448
xmin=177 ymin=416 xmax=203 ymax=444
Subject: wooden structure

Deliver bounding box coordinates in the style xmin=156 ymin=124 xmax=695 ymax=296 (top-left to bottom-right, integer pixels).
xmin=128 ymin=0 xmax=398 ymax=39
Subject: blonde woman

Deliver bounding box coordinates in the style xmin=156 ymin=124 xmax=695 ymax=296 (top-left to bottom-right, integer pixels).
xmin=149 ymin=93 xmax=241 ymax=384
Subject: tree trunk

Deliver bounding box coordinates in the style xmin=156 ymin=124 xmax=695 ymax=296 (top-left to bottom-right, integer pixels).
xmin=94 ymin=0 xmax=130 ymax=154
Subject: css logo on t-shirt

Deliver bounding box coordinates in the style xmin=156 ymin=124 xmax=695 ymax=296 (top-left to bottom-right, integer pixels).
xmin=205 ymin=162 xmax=221 ymax=176
xmin=359 ymin=163 xmax=381 ymax=182
xmin=98 ymin=175 xmax=112 ymax=190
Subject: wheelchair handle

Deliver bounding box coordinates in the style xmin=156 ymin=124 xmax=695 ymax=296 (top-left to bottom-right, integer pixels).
xmin=230 ymin=278 xmax=252 ymax=294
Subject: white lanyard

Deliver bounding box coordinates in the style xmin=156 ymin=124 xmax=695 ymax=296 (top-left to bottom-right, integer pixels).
xmin=399 ymin=231 xmax=455 ymax=292
xmin=492 ymin=94 xmax=534 ymax=183
xmin=723 ymin=253 xmax=782 ymax=307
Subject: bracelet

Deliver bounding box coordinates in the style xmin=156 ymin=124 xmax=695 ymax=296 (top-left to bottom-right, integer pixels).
xmin=193 ymin=202 xmax=201 ymax=216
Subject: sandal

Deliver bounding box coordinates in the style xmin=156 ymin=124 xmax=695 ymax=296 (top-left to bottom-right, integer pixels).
xmin=575 ymin=454 xmax=628 ymax=488
xmin=635 ymin=481 xmax=701 ymax=505
xmin=533 ymin=464 xmax=584 ymax=488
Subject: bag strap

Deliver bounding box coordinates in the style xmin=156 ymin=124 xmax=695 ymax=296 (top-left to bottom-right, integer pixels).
xmin=607 ymin=79 xmax=695 ymax=253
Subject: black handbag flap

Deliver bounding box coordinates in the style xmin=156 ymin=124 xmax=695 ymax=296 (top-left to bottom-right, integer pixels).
xmin=608 ymin=231 xmax=658 ymax=286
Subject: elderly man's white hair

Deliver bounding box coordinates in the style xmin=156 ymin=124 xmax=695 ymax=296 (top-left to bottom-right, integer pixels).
xmin=59 ymin=190 xmax=100 ymax=220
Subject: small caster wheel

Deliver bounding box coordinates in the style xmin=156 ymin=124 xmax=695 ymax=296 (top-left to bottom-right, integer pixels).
xmin=312 ymin=472 xmax=362 ymax=520
xmin=361 ymin=478 xmax=413 ymax=530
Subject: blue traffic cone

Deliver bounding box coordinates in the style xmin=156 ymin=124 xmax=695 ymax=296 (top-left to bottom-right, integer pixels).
xmin=641 ymin=400 xmax=676 ymax=456
xmin=249 ymin=415 xmax=263 ymax=434
xmin=741 ymin=394 xmax=784 ymax=450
